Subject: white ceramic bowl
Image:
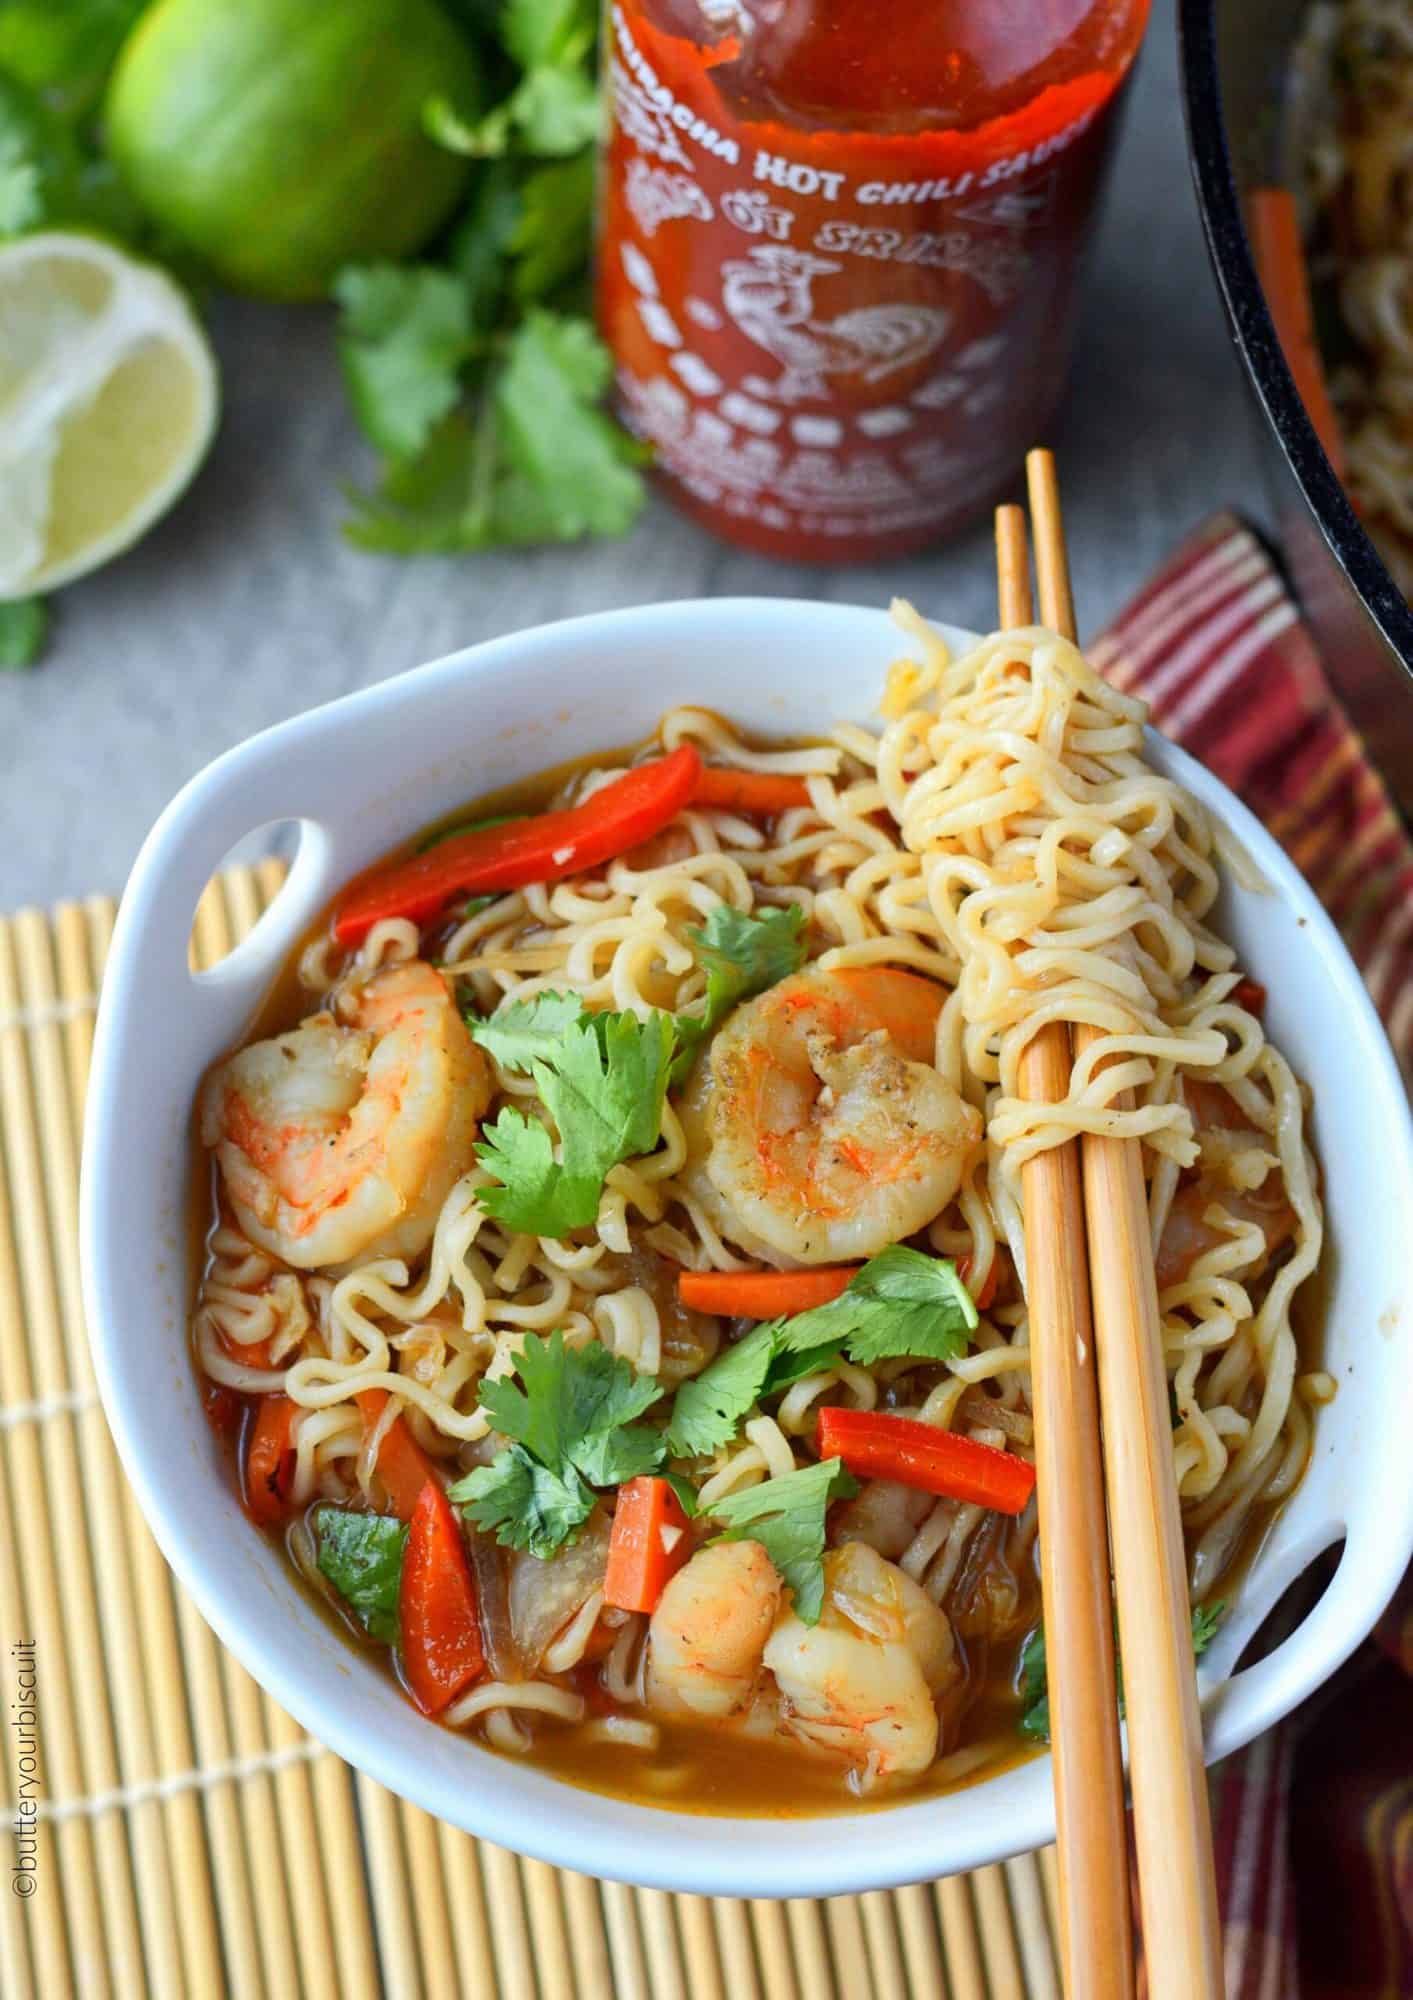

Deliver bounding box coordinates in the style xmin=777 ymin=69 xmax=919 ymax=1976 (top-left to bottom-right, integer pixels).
xmin=81 ymin=599 xmax=1413 ymax=1897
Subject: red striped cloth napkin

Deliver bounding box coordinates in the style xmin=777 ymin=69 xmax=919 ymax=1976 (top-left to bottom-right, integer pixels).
xmin=1093 ymin=514 xmax=1413 ymax=1999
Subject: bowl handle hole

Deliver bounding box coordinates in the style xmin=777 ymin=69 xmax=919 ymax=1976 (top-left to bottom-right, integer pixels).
xmin=189 ymin=820 xmax=331 ymax=997
xmin=1227 ymin=1537 xmax=1345 ymax=1677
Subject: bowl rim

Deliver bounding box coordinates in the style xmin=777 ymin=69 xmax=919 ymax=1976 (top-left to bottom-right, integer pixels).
xmin=1176 ymin=0 xmax=1413 ymax=676
xmin=80 ymin=594 xmax=1413 ymax=1896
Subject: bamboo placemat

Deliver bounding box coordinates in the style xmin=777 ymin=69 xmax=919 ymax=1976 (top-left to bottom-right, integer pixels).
xmin=0 ymin=863 xmax=1063 ymax=1999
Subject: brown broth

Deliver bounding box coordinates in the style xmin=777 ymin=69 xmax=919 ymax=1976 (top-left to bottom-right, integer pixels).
xmin=190 ymin=744 xmax=1330 ymax=1816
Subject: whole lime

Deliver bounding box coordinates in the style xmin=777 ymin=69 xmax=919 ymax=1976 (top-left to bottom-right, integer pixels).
xmin=104 ymin=0 xmax=482 ymax=302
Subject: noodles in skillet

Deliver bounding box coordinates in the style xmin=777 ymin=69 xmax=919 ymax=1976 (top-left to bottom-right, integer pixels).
xmin=192 ymin=609 xmax=1329 ymax=1805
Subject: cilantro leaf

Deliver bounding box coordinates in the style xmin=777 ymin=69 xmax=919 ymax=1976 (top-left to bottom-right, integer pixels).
xmin=475 ymin=1107 xmax=600 ymax=1234
xmin=452 ymin=1332 xmax=665 ymax=1556
xmin=466 ymin=990 xmax=586 ymax=1068
xmin=663 ymin=1472 xmax=699 ymax=1518
xmin=495 ymin=311 xmax=647 ymax=540
xmin=474 ymin=1008 xmax=675 ymax=1235
xmin=673 ymin=904 xmax=807 ymax=1079
xmin=761 ymin=1339 xmax=844 ymax=1395
xmin=666 ymin=1323 xmax=775 ymax=1458
xmin=477 ymin=1328 xmax=662 ymax=1471
xmin=0 ymin=597 xmax=47 ymax=670
xmin=1017 ymin=1603 xmax=1225 ymax=1742
xmin=772 ymin=1247 xmax=978 ymax=1369
xmin=453 ymin=1444 xmax=595 ymax=1558
xmin=335 ymin=264 xmax=476 ymax=462
xmin=709 ymin=1458 xmax=858 ymax=1624
xmin=341 ymin=314 xmax=645 ymax=555
xmin=511 ymin=153 xmax=594 ymax=304
xmin=314 ymin=1507 xmax=408 ymax=1645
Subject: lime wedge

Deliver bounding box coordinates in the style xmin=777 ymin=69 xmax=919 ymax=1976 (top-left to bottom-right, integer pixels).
xmin=0 ymin=230 xmax=218 ymax=596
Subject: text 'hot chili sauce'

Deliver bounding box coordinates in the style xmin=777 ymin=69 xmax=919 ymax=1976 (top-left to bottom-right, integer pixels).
xmin=598 ymin=1 xmax=1151 ymax=560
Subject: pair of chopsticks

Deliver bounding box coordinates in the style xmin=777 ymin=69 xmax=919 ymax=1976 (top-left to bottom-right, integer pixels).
xmin=999 ymin=452 xmax=1223 ymax=2000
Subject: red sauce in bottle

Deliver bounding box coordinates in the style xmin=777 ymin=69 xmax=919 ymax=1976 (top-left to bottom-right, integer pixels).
xmin=598 ymin=1 xmax=1150 ymax=561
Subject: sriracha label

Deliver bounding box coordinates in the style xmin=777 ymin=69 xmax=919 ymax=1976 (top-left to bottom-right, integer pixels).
xmin=597 ymin=2 xmax=1146 ymax=561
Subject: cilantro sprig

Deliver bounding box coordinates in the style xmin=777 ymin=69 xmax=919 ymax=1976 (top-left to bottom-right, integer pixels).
xmin=469 ymin=999 xmax=676 ymax=1235
xmin=450 ymin=1330 xmax=667 ymax=1558
xmin=708 ymin=1459 xmax=858 ymax=1624
xmin=1018 ymin=1601 xmax=1225 ymax=1742
xmin=665 ymin=1249 xmax=978 ymax=1458
xmin=672 ymin=903 xmax=807 ymax=1080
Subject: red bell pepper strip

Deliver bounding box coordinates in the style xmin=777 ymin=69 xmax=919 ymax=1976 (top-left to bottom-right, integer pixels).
xmin=692 ymin=767 xmax=812 ymax=816
xmin=400 ymin=1479 xmax=485 ymax=1716
xmin=356 ymin=1389 xmax=441 ymax=1524
xmin=603 ymin=1477 xmax=692 ymax=1615
xmin=243 ymin=1394 xmax=299 ymax=1525
xmin=1232 ymin=977 xmax=1267 ymax=1016
xmin=677 ymin=1264 xmax=859 ymax=1319
xmin=333 ymin=746 xmax=703 ymax=944
xmin=816 ymin=1408 xmax=1036 ymax=1516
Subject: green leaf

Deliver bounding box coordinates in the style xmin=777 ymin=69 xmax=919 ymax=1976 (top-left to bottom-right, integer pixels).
xmin=475 ymin=1106 xmax=601 ymax=1234
xmin=453 ymin=1444 xmax=595 ymax=1558
xmin=771 ymin=1247 xmax=978 ymax=1370
xmin=1017 ymin=1603 xmax=1224 ymax=1742
xmin=477 ymin=1328 xmax=662 ymax=1473
xmin=314 ymin=1506 xmax=408 ymax=1645
xmin=466 ymin=990 xmax=586 ymax=1068
xmin=761 ymin=1339 xmax=844 ymax=1395
xmin=0 ymin=69 xmax=77 ymax=238
xmin=335 ymin=263 xmax=476 ymax=463
xmin=418 ymin=811 xmax=520 ymax=853
xmin=709 ymin=1458 xmax=858 ymax=1624
xmin=342 ymin=411 xmax=493 ymax=556
xmin=0 ymin=597 xmax=47 ymax=670
xmin=663 ymin=1472 xmax=699 ymax=1518
xmin=512 ymin=152 xmax=594 ymax=304
xmin=501 ymin=0 xmax=596 ymax=70
xmin=494 ymin=310 xmax=646 ymax=541
xmin=475 ymin=1008 xmax=675 ymax=1235
xmin=451 ymin=160 xmax=524 ymax=332
xmin=452 ymin=1331 xmax=665 ymax=1557
xmin=665 ymin=1323 xmax=775 ymax=1458
xmin=672 ymin=904 xmax=807 ymax=1079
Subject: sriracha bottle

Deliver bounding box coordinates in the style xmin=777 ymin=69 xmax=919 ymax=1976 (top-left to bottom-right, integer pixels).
xmin=597 ymin=1 xmax=1150 ymax=561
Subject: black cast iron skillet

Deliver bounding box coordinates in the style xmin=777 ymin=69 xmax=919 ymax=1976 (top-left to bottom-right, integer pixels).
xmin=1179 ymin=0 xmax=1413 ymax=810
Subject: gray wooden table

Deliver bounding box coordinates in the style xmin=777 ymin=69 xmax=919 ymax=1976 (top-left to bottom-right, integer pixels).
xmin=0 ymin=2 xmax=1268 ymax=912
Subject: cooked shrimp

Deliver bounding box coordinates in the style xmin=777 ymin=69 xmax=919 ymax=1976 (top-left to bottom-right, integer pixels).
xmin=1157 ymin=1077 xmax=1296 ymax=1288
xmin=763 ymin=1543 xmax=957 ymax=1787
xmin=646 ymin=1539 xmax=782 ymax=1719
xmin=201 ymin=959 xmax=491 ymax=1271
xmin=680 ymin=966 xmax=981 ymax=1262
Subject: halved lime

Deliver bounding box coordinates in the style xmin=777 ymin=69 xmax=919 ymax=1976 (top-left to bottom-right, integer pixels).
xmin=0 ymin=231 xmax=219 ymax=596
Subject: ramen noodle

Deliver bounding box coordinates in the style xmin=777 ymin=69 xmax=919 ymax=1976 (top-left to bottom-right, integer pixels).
xmin=191 ymin=608 xmax=1328 ymax=1809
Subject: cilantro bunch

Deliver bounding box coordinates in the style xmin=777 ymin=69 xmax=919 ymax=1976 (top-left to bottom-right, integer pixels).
xmin=335 ymin=0 xmax=645 ymax=553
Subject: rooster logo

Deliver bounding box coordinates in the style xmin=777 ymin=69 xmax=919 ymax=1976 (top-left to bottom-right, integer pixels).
xmin=720 ymin=246 xmax=952 ymax=403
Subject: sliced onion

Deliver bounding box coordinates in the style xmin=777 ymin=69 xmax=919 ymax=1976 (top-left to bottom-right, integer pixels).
xmin=467 ymin=1527 xmax=521 ymax=1682
xmin=509 ymin=1511 xmax=611 ymax=1669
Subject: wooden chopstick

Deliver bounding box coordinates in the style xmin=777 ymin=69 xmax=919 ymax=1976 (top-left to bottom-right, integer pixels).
xmin=1000 ymin=506 xmax=1134 ymax=2000
xmin=1025 ymin=447 xmax=1224 ymax=2000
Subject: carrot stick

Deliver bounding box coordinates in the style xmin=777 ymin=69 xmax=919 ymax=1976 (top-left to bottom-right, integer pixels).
xmin=356 ymin=1389 xmax=441 ymax=1522
xmin=816 ymin=1408 xmax=1036 ymax=1514
xmin=1246 ymin=188 xmax=1347 ymax=478
xmin=399 ymin=1480 xmax=485 ymax=1716
xmin=677 ymin=1265 xmax=859 ymax=1318
xmin=603 ymin=1477 xmax=692 ymax=1614
xmin=693 ymin=767 xmax=812 ymax=816
xmin=243 ymin=1394 xmax=299 ymax=1525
